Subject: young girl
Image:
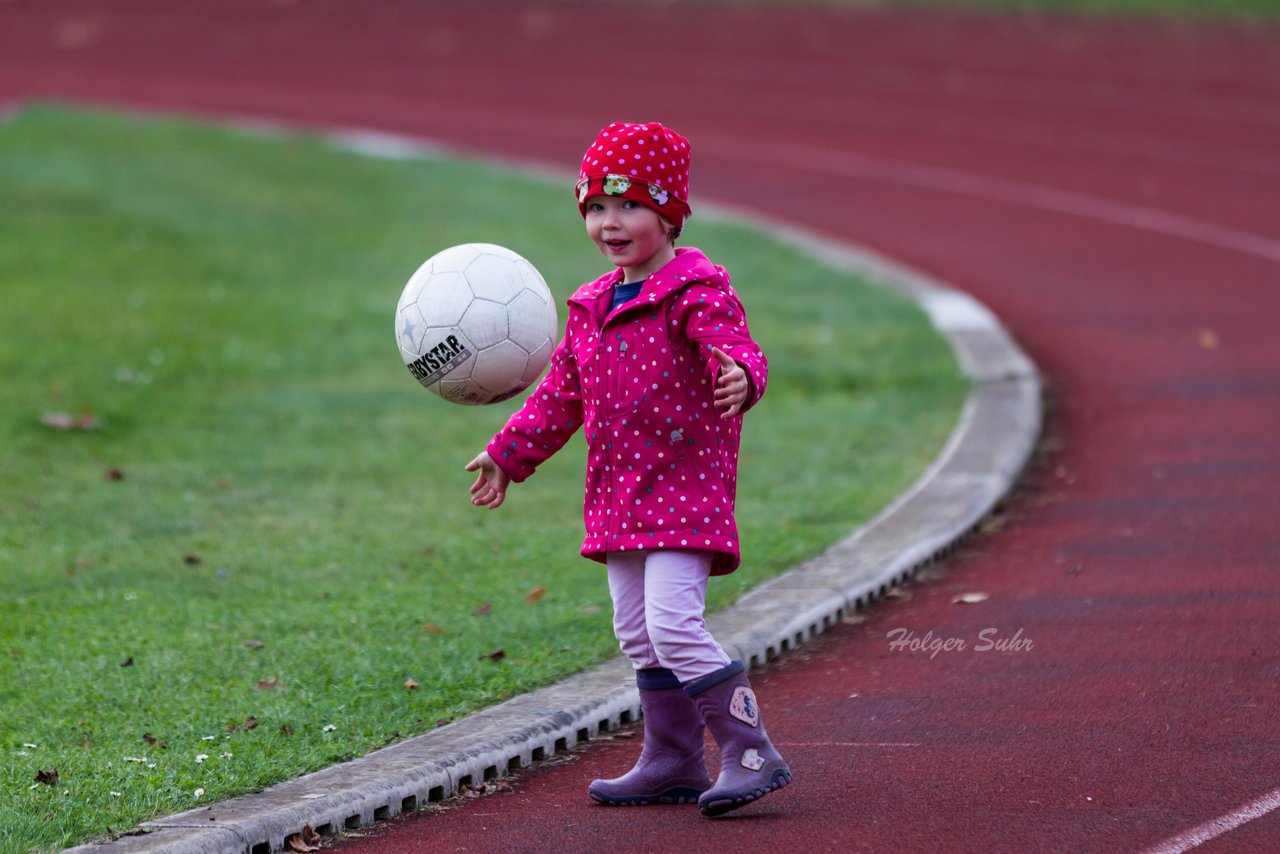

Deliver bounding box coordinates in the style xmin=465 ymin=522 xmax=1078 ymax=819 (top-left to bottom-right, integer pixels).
xmin=465 ymin=121 xmax=791 ymax=817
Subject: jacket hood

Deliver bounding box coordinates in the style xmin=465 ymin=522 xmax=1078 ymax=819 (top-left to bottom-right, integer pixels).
xmin=568 ymin=247 xmax=727 ymax=324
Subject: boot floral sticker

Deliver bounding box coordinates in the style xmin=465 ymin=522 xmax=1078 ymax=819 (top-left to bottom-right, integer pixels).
xmin=740 ymin=747 xmax=765 ymax=771
xmin=603 ymin=174 xmax=631 ymax=196
xmin=729 ymin=686 xmax=759 ymax=727
xmin=649 ymin=183 xmax=670 ymax=206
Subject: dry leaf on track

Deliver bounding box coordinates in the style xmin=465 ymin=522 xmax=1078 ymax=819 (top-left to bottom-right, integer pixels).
xmin=285 ymin=823 xmax=322 ymax=852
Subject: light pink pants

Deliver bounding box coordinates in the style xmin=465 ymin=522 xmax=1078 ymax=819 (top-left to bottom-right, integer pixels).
xmin=606 ymin=549 xmax=732 ymax=684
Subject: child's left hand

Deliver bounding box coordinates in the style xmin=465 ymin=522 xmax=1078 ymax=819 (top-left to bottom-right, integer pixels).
xmin=712 ymin=347 xmax=749 ymax=418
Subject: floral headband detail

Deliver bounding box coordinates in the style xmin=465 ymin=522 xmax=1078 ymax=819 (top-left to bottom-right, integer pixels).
xmin=575 ymin=121 xmax=692 ymax=231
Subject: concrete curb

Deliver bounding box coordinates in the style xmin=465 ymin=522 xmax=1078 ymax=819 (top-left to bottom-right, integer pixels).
xmin=64 ymin=128 xmax=1040 ymax=854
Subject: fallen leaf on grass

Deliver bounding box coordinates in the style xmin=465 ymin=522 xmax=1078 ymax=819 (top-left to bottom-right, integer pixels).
xmin=142 ymin=732 xmax=167 ymax=749
xmin=952 ymin=592 xmax=989 ymax=605
xmin=255 ymin=676 xmax=279 ymax=691
xmin=34 ymin=769 xmax=58 ymax=786
xmin=243 ymin=639 xmax=265 ymax=649
xmin=40 ymin=411 xmax=99 ymax=431
xmin=404 ymin=678 xmax=419 ymax=691
xmin=481 ymin=648 xmax=505 ymax=662
xmin=472 ymin=602 xmax=492 ymax=616
xmin=119 ymin=656 xmax=135 ymax=667
xmin=105 ymin=468 xmax=125 ymax=481
xmin=423 ymin=623 xmax=444 ymax=635
xmin=524 ymin=586 xmax=547 ymax=604
xmin=184 ymin=554 xmax=202 ymax=566
xmin=227 ymin=716 xmax=259 ymax=733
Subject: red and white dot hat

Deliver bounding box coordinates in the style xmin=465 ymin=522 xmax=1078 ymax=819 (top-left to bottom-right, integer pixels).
xmin=575 ymin=121 xmax=692 ymax=233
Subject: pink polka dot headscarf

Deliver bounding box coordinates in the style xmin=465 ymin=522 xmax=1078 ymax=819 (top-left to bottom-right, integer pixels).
xmin=575 ymin=121 xmax=692 ymax=233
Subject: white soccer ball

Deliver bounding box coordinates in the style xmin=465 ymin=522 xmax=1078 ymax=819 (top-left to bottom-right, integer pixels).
xmin=395 ymin=243 xmax=558 ymax=405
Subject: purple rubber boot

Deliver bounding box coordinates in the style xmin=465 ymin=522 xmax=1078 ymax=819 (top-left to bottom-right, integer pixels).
xmin=588 ymin=667 xmax=712 ymax=806
xmin=686 ymin=661 xmax=792 ymax=816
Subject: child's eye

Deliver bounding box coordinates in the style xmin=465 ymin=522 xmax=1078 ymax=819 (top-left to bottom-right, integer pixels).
xmin=622 ymin=200 xmax=639 ymax=210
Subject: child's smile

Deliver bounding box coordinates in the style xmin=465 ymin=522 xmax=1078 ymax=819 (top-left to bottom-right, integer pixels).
xmin=585 ymin=195 xmax=676 ymax=282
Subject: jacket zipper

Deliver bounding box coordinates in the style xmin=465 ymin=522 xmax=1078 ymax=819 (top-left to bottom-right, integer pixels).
xmin=606 ymin=335 xmax=627 ymax=543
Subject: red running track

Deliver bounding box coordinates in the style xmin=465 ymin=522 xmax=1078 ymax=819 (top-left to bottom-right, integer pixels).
xmin=4 ymin=2 xmax=1279 ymax=851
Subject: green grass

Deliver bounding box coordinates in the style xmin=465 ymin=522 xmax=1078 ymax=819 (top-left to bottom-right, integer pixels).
xmin=0 ymin=105 xmax=966 ymax=852
xmin=753 ymin=0 xmax=1280 ymax=19
xmin=914 ymin=0 xmax=1280 ymax=16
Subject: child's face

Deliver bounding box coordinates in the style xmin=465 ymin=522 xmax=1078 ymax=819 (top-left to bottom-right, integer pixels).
xmin=583 ymin=195 xmax=675 ymax=281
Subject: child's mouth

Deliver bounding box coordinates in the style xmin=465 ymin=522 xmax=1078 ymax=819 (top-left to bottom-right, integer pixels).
xmin=604 ymin=239 xmax=630 ymax=251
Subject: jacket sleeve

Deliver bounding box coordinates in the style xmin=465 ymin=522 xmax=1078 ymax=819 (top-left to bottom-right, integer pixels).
xmin=485 ymin=333 xmax=584 ymax=482
xmin=672 ymin=283 xmax=769 ymax=412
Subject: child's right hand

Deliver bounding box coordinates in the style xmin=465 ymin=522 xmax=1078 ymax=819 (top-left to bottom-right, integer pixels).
xmin=465 ymin=451 xmax=511 ymax=509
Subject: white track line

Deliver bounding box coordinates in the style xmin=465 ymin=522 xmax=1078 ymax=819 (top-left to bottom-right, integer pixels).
xmin=1139 ymin=786 xmax=1280 ymax=854
xmin=737 ymin=58 xmax=1280 ymax=127
xmin=806 ymin=110 xmax=1280 ymax=178
xmin=776 ymin=742 xmax=920 ymax=749
xmin=867 ymin=65 xmax=1280 ymax=127
xmin=707 ymin=136 xmax=1280 ymax=265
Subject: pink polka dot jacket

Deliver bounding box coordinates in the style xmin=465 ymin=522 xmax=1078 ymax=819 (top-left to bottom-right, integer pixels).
xmin=486 ymin=247 xmax=768 ymax=576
